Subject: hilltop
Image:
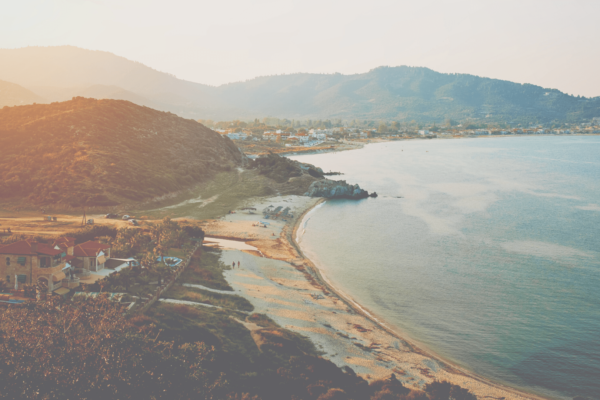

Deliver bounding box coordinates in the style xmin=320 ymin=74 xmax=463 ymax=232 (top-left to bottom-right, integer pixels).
xmin=1 ymin=46 xmax=600 ymax=123
xmin=0 ymin=97 xmax=243 ymax=207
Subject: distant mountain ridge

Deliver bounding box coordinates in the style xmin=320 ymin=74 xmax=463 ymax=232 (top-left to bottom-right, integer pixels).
xmin=0 ymin=79 xmax=46 ymax=107
xmin=1 ymin=46 xmax=599 ymax=122
xmin=0 ymin=97 xmax=242 ymax=207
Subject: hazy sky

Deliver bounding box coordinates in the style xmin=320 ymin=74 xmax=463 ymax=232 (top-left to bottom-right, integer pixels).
xmin=2 ymin=0 xmax=600 ymax=96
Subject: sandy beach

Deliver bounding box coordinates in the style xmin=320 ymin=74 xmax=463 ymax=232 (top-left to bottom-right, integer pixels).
xmin=191 ymin=194 xmax=547 ymax=400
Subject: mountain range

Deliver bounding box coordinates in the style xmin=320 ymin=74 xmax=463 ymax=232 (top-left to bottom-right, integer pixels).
xmin=1 ymin=46 xmax=599 ymax=123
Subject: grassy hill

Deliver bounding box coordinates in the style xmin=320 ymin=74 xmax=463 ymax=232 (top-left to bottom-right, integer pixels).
xmin=0 ymin=97 xmax=243 ymax=207
xmin=2 ymin=46 xmax=600 ymax=122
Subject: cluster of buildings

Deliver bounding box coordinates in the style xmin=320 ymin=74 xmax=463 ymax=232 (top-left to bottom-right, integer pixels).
xmin=0 ymin=237 xmax=130 ymax=296
xmin=414 ymin=125 xmax=600 ymax=138
xmin=215 ymin=121 xmax=600 ymax=143
xmin=216 ymin=128 xmax=337 ymax=147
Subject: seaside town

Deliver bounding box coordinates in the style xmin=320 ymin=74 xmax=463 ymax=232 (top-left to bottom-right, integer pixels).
xmin=204 ymin=117 xmax=600 ymax=154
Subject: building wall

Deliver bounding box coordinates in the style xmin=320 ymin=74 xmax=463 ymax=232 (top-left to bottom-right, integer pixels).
xmin=34 ymin=263 xmax=67 ymax=292
xmin=1 ymin=254 xmax=66 ymax=291
xmin=1 ymin=254 xmax=37 ymax=285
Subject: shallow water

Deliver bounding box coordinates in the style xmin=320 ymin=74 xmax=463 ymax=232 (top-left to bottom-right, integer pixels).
xmin=291 ymin=136 xmax=600 ymax=400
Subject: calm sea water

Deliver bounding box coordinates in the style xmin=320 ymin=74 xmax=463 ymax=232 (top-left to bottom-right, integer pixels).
xmin=290 ymin=136 xmax=600 ymax=400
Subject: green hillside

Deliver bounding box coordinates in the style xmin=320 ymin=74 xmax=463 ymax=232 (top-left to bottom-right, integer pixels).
xmin=215 ymin=66 xmax=600 ymax=122
xmin=0 ymin=97 xmax=242 ymax=207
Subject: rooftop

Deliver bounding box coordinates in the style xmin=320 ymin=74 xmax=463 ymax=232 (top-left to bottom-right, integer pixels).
xmin=0 ymin=240 xmax=63 ymax=256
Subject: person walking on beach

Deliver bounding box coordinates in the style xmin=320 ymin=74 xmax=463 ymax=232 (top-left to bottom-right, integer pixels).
xmin=237 ymin=261 xmax=240 ymax=268
xmin=232 ymin=261 xmax=235 ymax=269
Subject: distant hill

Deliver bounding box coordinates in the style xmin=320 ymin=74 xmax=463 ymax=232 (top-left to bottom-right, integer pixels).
xmin=214 ymin=67 xmax=600 ymax=123
xmin=0 ymin=80 xmax=46 ymax=108
xmin=1 ymin=46 xmax=600 ymax=122
xmin=0 ymin=97 xmax=242 ymax=207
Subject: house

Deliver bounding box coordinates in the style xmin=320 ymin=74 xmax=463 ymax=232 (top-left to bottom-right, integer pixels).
xmin=52 ymin=236 xmax=76 ymax=255
xmin=226 ymin=132 xmax=247 ymax=140
xmin=0 ymin=240 xmax=72 ymax=292
xmin=72 ymin=241 xmax=111 ymax=272
xmin=295 ymin=132 xmax=310 ymax=143
xmin=262 ymin=132 xmax=276 ymax=141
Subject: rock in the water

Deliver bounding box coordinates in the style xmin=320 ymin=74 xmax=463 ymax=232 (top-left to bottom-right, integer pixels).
xmin=304 ymin=179 xmax=372 ymax=199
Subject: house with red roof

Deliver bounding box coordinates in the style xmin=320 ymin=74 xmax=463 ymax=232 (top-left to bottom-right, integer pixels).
xmin=0 ymin=240 xmax=71 ymax=293
xmin=52 ymin=237 xmax=76 ymax=254
xmin=72 ymin=241 xmax=111 ymax=272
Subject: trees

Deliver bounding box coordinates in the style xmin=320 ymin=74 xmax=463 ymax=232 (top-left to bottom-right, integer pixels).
xmin=147 ymin=217 xmax=178 ymax=265
xmin=0 ymin=296 xmax=226 ymax=400
xmin=154 ymin=263 xmax=172 ymax=286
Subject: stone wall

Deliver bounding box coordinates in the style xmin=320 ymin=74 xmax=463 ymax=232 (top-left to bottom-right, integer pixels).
xmin=1 ymin=254 xmax=36 ymax=286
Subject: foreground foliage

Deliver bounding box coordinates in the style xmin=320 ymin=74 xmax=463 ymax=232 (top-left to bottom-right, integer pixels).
xmin=1 ymin=295 xmax=478 ymax=400
xmin=0 ymin=297 xmax=228 ymax=400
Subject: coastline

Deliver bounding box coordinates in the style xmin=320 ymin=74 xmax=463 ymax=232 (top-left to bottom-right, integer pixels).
xmin=200 ymin=193 xmax=552 ymax=400
xmin=242 ymin=133 xmax=600 ymax=158
xmin=286 ymin=199 xmax=550 ymax=400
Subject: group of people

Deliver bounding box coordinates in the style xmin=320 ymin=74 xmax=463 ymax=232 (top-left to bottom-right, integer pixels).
xmin=232 ymin=261 xmax=240 ymax=269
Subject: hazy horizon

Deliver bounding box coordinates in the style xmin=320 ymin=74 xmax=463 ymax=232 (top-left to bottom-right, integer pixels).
xmin=2 ymin=0 xmax=600 ymax=97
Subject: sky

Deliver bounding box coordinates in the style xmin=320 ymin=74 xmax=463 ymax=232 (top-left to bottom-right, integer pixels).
xmin=2 ymin=0 xmax=600 ymax=97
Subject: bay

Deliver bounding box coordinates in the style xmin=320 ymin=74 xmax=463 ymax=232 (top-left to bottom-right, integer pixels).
xmin=290 ymin=136 xmax=600 ymax=400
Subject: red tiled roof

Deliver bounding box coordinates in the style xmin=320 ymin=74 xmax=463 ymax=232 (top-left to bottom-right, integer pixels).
xmin=73 ymin=241 xmax=110 ymax=257
xmin=36 ymin=244 xmax=63 ymax=256
xmin=73 ymin=245 xmax=97 ymax=257
xmin=0 ymin=240 xmax=35 ymax=255
xmin=0 ymin=240 xmax=63 ymax=256
xmin=79 ymin=241 xmax=110 ymax=250
xmin=52 ymin=236 xmax=75 ymax=249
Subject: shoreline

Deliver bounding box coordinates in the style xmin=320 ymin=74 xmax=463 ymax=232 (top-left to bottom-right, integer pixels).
xmin=243 ymin=133 xmax=600 ymax=158
xmin=287 ymin=199 xmax=550 ymax=400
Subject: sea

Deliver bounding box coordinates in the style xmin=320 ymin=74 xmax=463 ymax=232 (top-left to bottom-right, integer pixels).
xmin=290 ymin=136 xmax=600 ymax=400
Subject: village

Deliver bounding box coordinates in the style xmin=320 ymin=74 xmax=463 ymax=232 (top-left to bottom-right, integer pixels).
xmin=209 ymin=117 xmax=600 ymax=153
xmin=0 ymin=214 xmax=205 ymax=311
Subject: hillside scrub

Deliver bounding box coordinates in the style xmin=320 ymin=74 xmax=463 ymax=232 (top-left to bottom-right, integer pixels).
xmin=177 ymin=246 xmax=234 ymax=290
xmin=0 ymin=296 xmax=230 ymax=400
xmin=250 ymin=153 xmax=324 ymax=183
xmin=164 ymin=284 xmax=254 ymax=311
xmin=1 ymin=297 xmax=480 ymax=400
xmin=0 ymin=97 xmax=242 ymax=207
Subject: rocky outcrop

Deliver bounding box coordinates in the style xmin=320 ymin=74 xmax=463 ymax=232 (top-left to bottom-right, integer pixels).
xmin=304 ymin=179 xmax=377 ymax=199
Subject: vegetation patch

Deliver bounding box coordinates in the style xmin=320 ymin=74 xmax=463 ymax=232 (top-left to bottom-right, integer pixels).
xmin=0 ymin=97 xmax=242 ymax=207
xmin=141 ymin=303 xmax=260 ymax=361
xmin=247 ymin=313 xmax=280 ymax=328
xmin=177 ymin=246 xmax=233 ymax=290
xmin=164 ymin=284 xmax=254 ymax=312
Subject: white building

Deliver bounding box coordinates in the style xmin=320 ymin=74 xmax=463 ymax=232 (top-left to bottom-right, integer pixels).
xmin=227 ymin=132 xmax=247 ymax=140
